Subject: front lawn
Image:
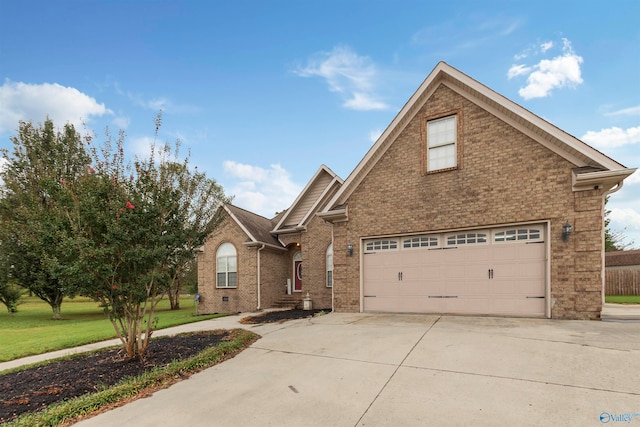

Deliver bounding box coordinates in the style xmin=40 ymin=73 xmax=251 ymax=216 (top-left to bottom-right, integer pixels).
xmin=0 ymin=296 xmax=225 ymax=362
xmin=605 ymin=295 xmax=640 ymax=304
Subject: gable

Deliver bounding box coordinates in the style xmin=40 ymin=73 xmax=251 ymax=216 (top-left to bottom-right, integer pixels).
xmin=320 ymin=62 xmax=636 ymax=219
xmin=273 ymin=165 xmax=342 ymax=233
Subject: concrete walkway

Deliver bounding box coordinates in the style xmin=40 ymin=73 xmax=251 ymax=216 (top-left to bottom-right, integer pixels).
xmin=601 ymin=303 xmax=640 ymax=321
xmin=57 ymin=313 xmax=639 ymax=427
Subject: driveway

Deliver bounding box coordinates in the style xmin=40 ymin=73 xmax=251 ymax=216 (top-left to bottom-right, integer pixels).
xmin=75 ymin=313 xmax=640 ymax=427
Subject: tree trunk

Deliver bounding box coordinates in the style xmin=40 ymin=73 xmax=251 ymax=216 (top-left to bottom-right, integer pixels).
xmin=51 ymin=303 xmax=62 ymax=320
xmin=168 ymin=283 xmax=180 ymax=310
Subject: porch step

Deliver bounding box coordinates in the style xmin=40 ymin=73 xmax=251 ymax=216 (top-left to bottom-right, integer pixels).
xmin=273 ymin=296 xmax=301 ymax=309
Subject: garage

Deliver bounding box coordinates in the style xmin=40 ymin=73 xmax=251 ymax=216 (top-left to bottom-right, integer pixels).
xmin=362 ymin=224 xmax=547 ymax=317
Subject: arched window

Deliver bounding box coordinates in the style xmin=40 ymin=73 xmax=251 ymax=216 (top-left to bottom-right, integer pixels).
xmin=216 ymin=243 xmax=237 ymax=288
xmin=326 ymin=243 xmax=333 ymax=288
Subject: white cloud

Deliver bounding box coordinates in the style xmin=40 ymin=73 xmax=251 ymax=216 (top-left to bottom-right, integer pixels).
xmin=581 ymin=126 xmax=640 ymax=149
xmin=293 ymin=45 xmax=388 ymax=111
xmin=222 ymin=161 xmax=302 ymax=217
xmin=507 ymin=64 xmax=532 ymax=79
xmin=605 ymin=105 xmax=640 ymax=117
xmin=540 ymin=41 xmax=554 ymax=52
xmin=0 ymin=80 xmax=111 ymax=133
xmin=609 ymin=207 xmax=640 ymax=248
xmin=509 ymin=38 xmax=584 ymax=100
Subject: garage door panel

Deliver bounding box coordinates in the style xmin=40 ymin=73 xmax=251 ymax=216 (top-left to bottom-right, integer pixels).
xmin=363 ymin=224 xmax=546 ymax=317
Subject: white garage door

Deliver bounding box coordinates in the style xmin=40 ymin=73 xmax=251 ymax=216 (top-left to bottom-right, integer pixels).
xmin=363 ymin=225 xmax=546 ymax=317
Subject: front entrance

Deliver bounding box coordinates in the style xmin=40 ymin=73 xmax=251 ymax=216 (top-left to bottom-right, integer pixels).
xmin=293 ymin=251 xmax=302 ymax=292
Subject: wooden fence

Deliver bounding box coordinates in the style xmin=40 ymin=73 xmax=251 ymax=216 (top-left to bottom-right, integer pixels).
xmin=605 ymin=270 xmax=640 ymax=295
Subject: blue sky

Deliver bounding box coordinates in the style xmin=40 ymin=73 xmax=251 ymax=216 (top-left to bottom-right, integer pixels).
xmin=1 ymin=0 xmax=639 ymax=248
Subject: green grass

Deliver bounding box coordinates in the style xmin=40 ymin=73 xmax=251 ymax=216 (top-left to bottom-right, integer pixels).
xmin=4 ymin=329 xmax=260 ymax=427
xmin=605 ymin=295 xmax=640 ymax=304
xmin=0 ymin=296 xmax=226 ymax=362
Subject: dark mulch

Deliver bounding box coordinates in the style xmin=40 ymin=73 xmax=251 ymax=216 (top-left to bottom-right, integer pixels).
xmin=0 ymin=330 xmax=231 ymax=424
xmin=240 ymin=308 xmax=330 ymax=324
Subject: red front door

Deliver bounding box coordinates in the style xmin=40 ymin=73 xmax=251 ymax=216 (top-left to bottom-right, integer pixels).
xmin=294 ymin=260 xmax=302 ymax=292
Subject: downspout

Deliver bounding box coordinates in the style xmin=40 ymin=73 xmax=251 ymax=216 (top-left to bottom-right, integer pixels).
xmin=600 ymin=180 xmax=625 ymax=309
xmin=257 ymin=244 xmax=265 ymax=310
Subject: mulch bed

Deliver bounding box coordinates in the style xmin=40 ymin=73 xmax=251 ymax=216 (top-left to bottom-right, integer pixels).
xmin=1 ymin=309 xmax=329 ymax=424
xmin=0 ymin=330 xmax=231 ymax=424
xmin=239 ymin=308 xmax=329 ymax=324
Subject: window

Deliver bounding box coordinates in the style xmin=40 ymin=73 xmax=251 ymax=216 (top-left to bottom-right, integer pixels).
xmin=326 ymin=244 xmax=333 ymax=288
xmin=427 ymin=115 xmax=457 ymax=171
xmin=216 ymin=243 xmax=237 ymax=288
xmin=364 ymin=239 xmax=399 ymax=253
xmin=494 ymin=228 xmax=543 ymax=243
xmin=403 ymin=236 xmax=439 ymax=248
xmin=446 ymin=232 xmax=488 ymax=246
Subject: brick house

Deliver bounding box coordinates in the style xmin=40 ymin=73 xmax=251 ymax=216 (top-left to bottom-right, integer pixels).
xmin=198 ymin=62 xmax=635 ymax=319
xmin=197 ymin=166 xmax=342 ymax=313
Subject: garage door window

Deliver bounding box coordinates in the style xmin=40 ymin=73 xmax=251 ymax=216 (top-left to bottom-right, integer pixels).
xmin=365 ymin=239 xmax=399 ymax=253
xmin=403 ymin=236 xmax=439 ymax=248
xmin=494 ymin=228 xmax=542 ymax=243
xmin=446 ymin=232 xmax=488 ymax=246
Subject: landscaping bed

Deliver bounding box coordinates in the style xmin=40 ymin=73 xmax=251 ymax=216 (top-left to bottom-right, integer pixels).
xmin=1 ymin=330 xmax=252 ymax=425
xmin=240 ymin=308 xmax=330 ymax=324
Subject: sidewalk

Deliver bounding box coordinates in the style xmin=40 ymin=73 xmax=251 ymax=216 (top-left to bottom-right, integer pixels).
xmin=601 ymin=303 xmax=640 ymax=321
xmin=0 ymin=312 xmax=258 ymax=373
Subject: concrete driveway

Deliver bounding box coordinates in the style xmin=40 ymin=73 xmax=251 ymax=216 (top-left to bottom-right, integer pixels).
xmin=76 ymin=313 xmax=640 ymax=427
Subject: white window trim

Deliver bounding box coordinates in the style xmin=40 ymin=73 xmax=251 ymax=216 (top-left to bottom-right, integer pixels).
xmin=493 ymin=227 xmax=544 ymax=243
xmin=426 ymin=114 xmax=457 ymax=172
xmin=364 ymin=239 xmax=400 ymax=253
xmin=216 ymin=243 xmax=237 ymax=288
xmin=402 ymin=235 xmax=440 ymax=249
xmin=445 ymin=232 xmax=489 ymax=246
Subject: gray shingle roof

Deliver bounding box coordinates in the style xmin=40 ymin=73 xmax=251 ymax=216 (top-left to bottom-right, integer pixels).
xmin=605 ymin=249 xmax=640 ymax=267
xmin=224 ymin=204 xmax=283 ymax=247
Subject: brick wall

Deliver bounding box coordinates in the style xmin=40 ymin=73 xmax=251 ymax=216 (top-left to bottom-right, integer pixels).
xmin=197 ymin=214 xmax=258 ymax=314
xmin=331 ymin=85 xmax=604 ymax=319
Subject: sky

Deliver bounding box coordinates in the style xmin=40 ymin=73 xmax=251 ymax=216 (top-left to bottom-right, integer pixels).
xmin=0 ymin=0 xmax=639 ymax=248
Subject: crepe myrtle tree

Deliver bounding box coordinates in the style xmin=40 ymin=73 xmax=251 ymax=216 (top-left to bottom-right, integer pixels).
xmin=0 ymin=119 xmax=91 ymax=319
xmin=59 ymin=118 xmax=228 ymax=359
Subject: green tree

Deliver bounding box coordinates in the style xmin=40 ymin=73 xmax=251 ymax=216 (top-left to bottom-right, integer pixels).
xmin=0 ymin=119 xmax=90 ymax=319
xmin=58 ymin=119 xmax=227 ymax=359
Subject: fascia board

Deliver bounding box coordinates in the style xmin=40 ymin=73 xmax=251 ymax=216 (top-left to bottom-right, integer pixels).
xmin=223 ymin=205 xmax=257 ymax=243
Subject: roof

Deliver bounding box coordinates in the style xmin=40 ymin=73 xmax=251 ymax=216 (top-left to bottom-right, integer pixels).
xmin=223 ymin=204 xmax=284 ymax=249
xmin=321 ymin=62 xmax=636 ymax=216
xmin=606 ymin=249 xmax=640 ymax=267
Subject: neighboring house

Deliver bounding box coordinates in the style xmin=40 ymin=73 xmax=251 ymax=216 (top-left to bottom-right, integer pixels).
xmin=605 ymin=249 xmax=640 ymax=296
xmin=198 ymin=62 xmax=636 ymax=320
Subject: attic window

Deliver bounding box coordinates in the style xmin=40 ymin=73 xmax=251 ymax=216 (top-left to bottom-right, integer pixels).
xmin=426 ymin=115 xmax=457 ymax=171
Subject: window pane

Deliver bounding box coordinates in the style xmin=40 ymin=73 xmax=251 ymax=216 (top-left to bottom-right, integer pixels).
xmin=327 ymin=271 xmax=333 ymax=287
xmin=429 ymin=144 xmax=456 ymax=170
xmin=228 ymin=272 xmax=237 ymax=287
xmin=217 ymin=273 xmax=226 ymax=288
xmin=227 ymin=256 xmax=237 ymax=272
